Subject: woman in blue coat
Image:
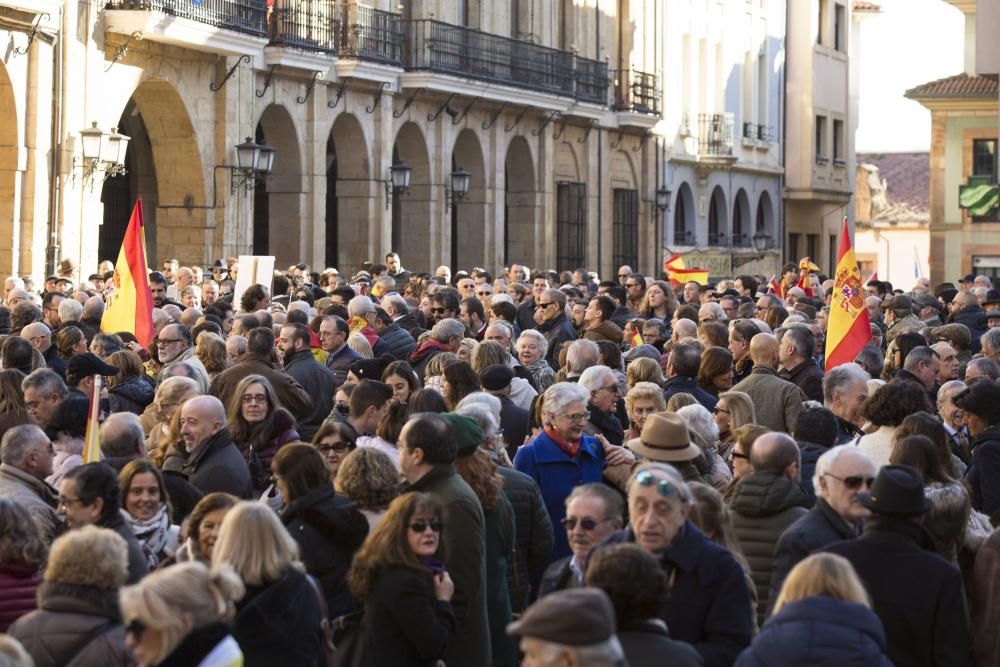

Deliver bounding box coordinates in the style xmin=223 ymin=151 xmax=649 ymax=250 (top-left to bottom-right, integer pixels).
xmin=736 ymin=553 xmax=893 ymax=667
xmin=514 ymin=382 xmax=633 ymax=562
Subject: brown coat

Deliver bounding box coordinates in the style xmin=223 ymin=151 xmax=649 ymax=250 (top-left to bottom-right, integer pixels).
xmin=730 ymin=366 xmax=804 ymax=434
xmin=581 ymin=320 xmax=623 ymax=344
xmin=208 ymin=354 xmax=313 ymax=422
xmin=972 ymin=529 xmax=1000 ymax=666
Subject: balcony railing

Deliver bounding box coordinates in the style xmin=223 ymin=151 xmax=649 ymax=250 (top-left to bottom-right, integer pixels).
xmin=708 ymin=231 xmax=728 ymax=246
xmin=757 ymin=124 xmax=769 ymax=142
xmin=698 ymin=113 xmax=734 ymax=156
xmin=268 ymin=1 xmax=403 ymax=65
xmin=674 ymin=229 xmax=695 ymax=246
xmin=404 ymin=19 xmax=607 ymax=103
xmin=611 ymin=69 xmax=659 ymax=114
xmin=733 ymin=232 xmax=751 ymax=248
xmin=106 ymin=0 xmax=268 ymax=38
xmin=742 ymin=122 xmax=755 ymax=140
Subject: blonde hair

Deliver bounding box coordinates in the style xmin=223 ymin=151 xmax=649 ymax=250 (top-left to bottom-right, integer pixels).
xmin=119 ymin=562 xmax=245 ymax=664
xmin=717 ymin=391 xmax=756 ymax=432
xmin=626 ymin=357 xmax=665 ymax=389
xmin=459 ymin=337 xmax=479 ymax=361
xmin=624 ymin=381 xmax=666 ymax=420
xmin=211 ymin=501 xmax=303 ymax=586
xmin=347 ymin=333 xmax=373 ymax=359
xmin=46 ymin=526 xmax=128 ymax=590
xmin=773 ymin=553 xmax=870 ymax=614
xmin=150 ymin=376 xmax=201 ymax=424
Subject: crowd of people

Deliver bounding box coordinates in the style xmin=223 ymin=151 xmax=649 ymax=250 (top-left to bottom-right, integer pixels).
xmin=0 ymin=253 xmax=999 ymax=666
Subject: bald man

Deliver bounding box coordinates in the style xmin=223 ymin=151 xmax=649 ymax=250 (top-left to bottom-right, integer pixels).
xmin=931 ymin=342 xmax=959 ymax=384
xmin=731 ymin=333 xmax=805 ymax=433
xmin=21 ymin=322 xmax=66 ymax=378
xmin=950 ymin=290 xmax=989 ymax=353
xmin=180 ymin=396 xmax=253 ymax=498
xmin=671 ymin=318 xmax=697 ymax=345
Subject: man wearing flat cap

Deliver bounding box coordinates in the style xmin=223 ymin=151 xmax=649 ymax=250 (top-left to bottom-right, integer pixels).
xmin=507 ymin=587 xmax=626 ymax=667
xmin=823 ymin=464 xmax=968 ymax=667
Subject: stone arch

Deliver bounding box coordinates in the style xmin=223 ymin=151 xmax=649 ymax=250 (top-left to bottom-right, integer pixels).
xmin=553 ymin=140 xmax=580 ymax=182
xmin=0 ymin=60 xmax=19 ymax=273
xmin=756 ymin=190 xmax=775 ymax=241
xmin=451 ymin=128 xmax=487 ymax=269
xmin=733 ymin=188 xmax=752 ymax=247
xmin=326 ymin=112 xmax=371 ymax=275
xmin=708 ymin=185 xmax=728 ymax=246
xmin=254 ymin=103 xmax=303 ymax=267
xmin=392 ymin=122 xmax=432 ymax=272
xmin=103 ymin=80 xmax=208 ymax=266
xmin=504 ymin=135 xmax=536 ymax=268
xmin=673 ymin=182 xmax=695 ymax=246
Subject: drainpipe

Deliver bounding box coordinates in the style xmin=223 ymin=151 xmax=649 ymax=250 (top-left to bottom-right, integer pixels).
xmin=45 ymin=4 xmax=65 ymax=276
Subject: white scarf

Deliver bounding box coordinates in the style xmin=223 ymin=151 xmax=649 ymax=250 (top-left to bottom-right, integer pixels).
xmin=122 ymin=505 xmax=170 ymax=569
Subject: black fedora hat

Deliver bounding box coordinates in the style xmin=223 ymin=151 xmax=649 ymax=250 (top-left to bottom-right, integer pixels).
xmin=858 ymin=465 xmax=932 ymax=517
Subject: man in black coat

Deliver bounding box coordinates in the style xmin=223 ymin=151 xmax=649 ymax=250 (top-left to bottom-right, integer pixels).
xmin=535 ymin=288 xmax=577 ymax=371
xmin=277 ymin=322 xmax=337 ymax=441
xmin=179 ymin=396 xmax=254 ymax=499
xmin=823 ymin=465 xmax=969 ymax=667
xmin=770 ymin=444 xmax=874 ymax=608
xmin=480 ymin=364 xmax=530 ymax=459
xmin=950 ymin=289 xmax=989 ymax=353
xmin=793 ymin=406 xmax=839 ymax=504
xmin=778 ymin=325 xmax=824 ymax=402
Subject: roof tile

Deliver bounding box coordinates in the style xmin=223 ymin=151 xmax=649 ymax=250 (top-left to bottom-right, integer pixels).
xmin=905 ymin=73 xmax=999 ymax=100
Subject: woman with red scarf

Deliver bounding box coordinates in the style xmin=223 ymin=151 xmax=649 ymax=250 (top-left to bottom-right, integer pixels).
xmin=514 ymin=382 xmax=634 ymax=563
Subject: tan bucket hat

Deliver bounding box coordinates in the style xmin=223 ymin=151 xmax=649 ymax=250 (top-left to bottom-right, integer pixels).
xmin=626 ymin=412 xmax=702 ymax=462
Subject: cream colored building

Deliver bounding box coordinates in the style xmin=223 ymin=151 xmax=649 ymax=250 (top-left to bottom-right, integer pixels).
xmin=907 ymin=0 xmax=1000 ymax=285
xmin=0 ymin=0 xmax=666 ymax=280
xmin=660 ymin=0 xmax=784 ymax=280
xmin=785 ymin=0 xmax=856 ymax=275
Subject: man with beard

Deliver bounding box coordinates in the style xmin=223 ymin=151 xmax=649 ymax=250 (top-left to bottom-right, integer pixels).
xmin=277 ymin=322 xmax=336 ymax=440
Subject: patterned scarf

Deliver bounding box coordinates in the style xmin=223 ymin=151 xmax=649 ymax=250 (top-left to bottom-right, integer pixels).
xmin=122 ymin=505 xmax=170 ymax=570
xmin=544 ymin=426 xmax=581 ymax=459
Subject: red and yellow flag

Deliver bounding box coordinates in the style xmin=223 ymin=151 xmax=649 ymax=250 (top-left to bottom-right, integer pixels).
xmin=664 ymin=253 xmax=710 ymax=286
xmin=101 ymin=199 xmax=154 ymax=349
xmin=825 ymin=218 xmax=871 ymax=369
xmin=82 ymin=375 xmax=102 ymax=463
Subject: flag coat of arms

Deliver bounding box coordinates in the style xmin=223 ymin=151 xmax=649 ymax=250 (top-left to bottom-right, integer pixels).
xmin=101 ymin=199 xmax=154 ymax=349
xmin=825 ymin=218 xmax=871 ymax=369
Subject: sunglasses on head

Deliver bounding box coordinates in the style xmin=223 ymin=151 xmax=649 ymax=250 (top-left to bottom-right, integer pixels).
xmin=635 ymin=470 xmax=685 ymax=499
xmin=409 ymin=520 xmax=443 ymax=534
xmin=824 ymin=472 xmax=875 ymax=490
xmin=125 ymin=619 xmax=147 ymax=640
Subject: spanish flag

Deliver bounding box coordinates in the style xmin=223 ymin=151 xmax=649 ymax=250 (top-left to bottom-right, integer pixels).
xmin=825 ymin=218 xmax=871 ymax=370
xmin=82 ymin=375 xmax=102 ymax=463
xmin=664 ymin=253 xmax=710 ymax=286
xmin=101 ymin=199 xmax=154 ymax=349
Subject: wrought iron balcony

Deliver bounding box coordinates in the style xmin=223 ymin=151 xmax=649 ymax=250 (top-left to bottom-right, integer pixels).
xmin=611 ymin=69 xmax=659 ymax=115
xmin=106 ymin=0 xmax=268 ymax=38
xmin=268 ymin=1 xmax=403 ymax=66
xmin=709 ymin=231 xmax=728 ymax=246
xmin=742 ymin=122 xmax=755 ymax=139
xmin=698 ymin=113 xmax=734 ymax=157
xmin=733 ymin=232 xmax=751 ymax=248
xmin=674 ymin=229 xmax=695 ymax=246
xmin=404 ymin=19 xmax=607 ymax=103
xmin=756 ymin=124 xmax=769 ymax=142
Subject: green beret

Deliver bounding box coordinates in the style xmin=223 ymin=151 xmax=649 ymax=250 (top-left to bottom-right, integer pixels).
xmin=441 ymin=413 xmax=485 ymax=458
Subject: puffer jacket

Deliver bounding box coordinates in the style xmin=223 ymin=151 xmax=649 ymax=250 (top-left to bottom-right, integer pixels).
xmin=378 ymin=322 xmax=416 ymax=360
xmin=233 ymin=568 xmax=324 ymax=667
xmin=495 ymin=464 xmax=554 ymax=612
xmin=924 ymin=481 xmax=971 ymax=563
xmin=729 ymin=471 xmax=810 ymax=625
xmin=0 ymin=563 xmax=40 ymax=631
xmin=279 ymin=484 xmax=369 ymax=618
xmin=735 ymin=596 xmax=893 ymax=667
xmin=107 ymin=376 xmax=155 ymax=415
xmin=8 ymin=583 xmax=133 ymax=667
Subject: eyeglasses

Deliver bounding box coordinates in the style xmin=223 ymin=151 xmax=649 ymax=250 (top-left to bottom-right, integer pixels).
xmin=824 ymin=473 xmax=875 ymax=490
xmin=730 ymin=450 xmax=748 ymax=461
xmin=600 ymin=384 xmax=620 ymax=394
xmin=409 ymin=520 xmax=443 ymax=534
xmin=156 ymin=338 xmax=186 ymax=346
xmin=625 ymin=283 xmax=640 ymax=289
xmin=561 ymin=517 xmax=612 ymax=531
xmin=477 ymin=291 xmax=491 ymax=297
xmin=559 ymin=411 xmax=591 ymax=423
xmin=58 ymin=496 xmax=86 ymax=510
xmin=317 ymin=441 xmax=353 ymax=455
xmin=241 ymin=394 xmax=268 ymax=405
xmin=635 ymin=470 xmax=685 ymax=500
xmin=125 ymin=619 xmax=147 ymax=640
xmin=430 ymin=307 xmax=447 ymax=314
xmin=712 ymin=406 xmax=730 ymax=415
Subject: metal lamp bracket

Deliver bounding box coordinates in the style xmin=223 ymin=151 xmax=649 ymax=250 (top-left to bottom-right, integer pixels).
xmin=451 ymin=97 xmax=480 ymax=125
xmin=15 ymin=12 xmax=49 ymax=56
xmin=532 ymin=110 xmax=560 ymax=137
xmin=328 ymin=78 xmax=349 ymax=110
xmin=296 ymin=71 xmax=323 ymax=104
xmin=504 ymin=106 xmax=530 ymax=133
xmin=256 ymin=64 xmax=279 ymax=98
xmin=393 ymin=87 xmax=422 ymax=118
xmin=211 ymin=54 xmax=251 ymax=92
xmin=482 ymin=101 xmax=509 ymax=130
xmin=366 ymin=81 xmax=391 ymax=114
xmin=427 ymin=93 xmax=458 ymax=122
xmin=610 ymin=127 xmax=626 ymax=149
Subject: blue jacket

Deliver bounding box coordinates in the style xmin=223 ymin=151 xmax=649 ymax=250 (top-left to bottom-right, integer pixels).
xmin=662 ymin=375 xmax=718 ymax=411
xmin=735 ymin=596 xmax=893 ymax=667
xmin=513 ymin=430 xmax=606 ymax=562
xmin=602 ymin=522 xmax=753 ymax=667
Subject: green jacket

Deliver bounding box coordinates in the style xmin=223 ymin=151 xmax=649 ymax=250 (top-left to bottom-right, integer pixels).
xmin=405 ymin=465 xmax=491 ymax=667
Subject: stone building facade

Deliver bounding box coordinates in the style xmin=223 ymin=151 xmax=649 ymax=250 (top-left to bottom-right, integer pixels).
xmin=0 ymin=0 xmax=663 ymax=279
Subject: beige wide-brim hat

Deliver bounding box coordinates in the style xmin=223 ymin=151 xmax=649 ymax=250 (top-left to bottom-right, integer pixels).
xmin=626 ymin=412 xmax=702 ymax=462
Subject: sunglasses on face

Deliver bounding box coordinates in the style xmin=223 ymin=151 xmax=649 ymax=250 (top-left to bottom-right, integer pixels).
xmin=635 ymin=470 xmax=685 ymax=499
xmin=409 ymin=520 xmax=443 ymax=533
xmin=712 ymin=406 xmax=730 ymax=415
xmin=824 ymin=473 xmax=875 ymax=490
xmin=561 ymin=517 xmax=608 ymax=531
xmin=430 ymin=307 xmax=447 ymax=314
xmin=125 ymin=619 xmax=147 ymax=640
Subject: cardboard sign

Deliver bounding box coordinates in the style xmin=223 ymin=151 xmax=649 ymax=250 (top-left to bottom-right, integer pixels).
xmin=233 ymin=255 xmax=275 ymax=306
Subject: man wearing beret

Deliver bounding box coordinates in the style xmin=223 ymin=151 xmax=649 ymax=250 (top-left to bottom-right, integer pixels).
xmin=507 ymin=587 xmax=626 ymax=666
xmin=399 ymin=412 xmax=491 ymax=667
xmin=823 ymin=465 xmax=968 ymax=667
